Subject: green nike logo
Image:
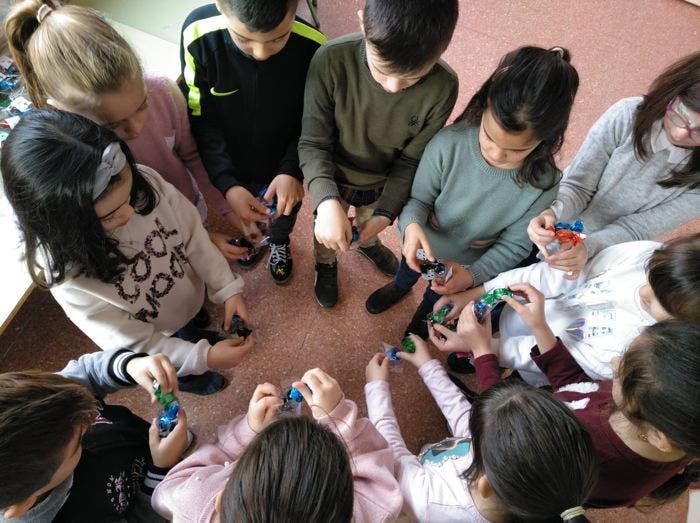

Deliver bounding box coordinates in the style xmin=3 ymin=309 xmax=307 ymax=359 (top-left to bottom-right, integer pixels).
xmin=210 ymin=87 xmax=239 ymax=96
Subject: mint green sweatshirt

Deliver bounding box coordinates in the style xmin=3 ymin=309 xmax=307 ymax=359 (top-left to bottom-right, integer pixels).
xmin=299 ymin=33 xmax=458 ymax=217
xmin=398 ymin=123 xmax=560 ymax=285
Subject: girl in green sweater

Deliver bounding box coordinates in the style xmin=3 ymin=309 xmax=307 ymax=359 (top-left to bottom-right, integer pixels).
xmin=366 ymin=46 xmax=580 ymax=338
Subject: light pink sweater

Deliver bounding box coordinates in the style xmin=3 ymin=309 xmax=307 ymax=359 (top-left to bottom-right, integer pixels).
xmin=128 ymin=74 xmax=231 ymax=216
xmin=151 ymin=399 xmax=403 ymax=522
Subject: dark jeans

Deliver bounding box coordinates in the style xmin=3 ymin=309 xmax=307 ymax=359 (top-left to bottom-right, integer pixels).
xmin=268 ymin=201 xmax=302 ymax=244
xmin=394 ymin=256 xmax=441 ymax=305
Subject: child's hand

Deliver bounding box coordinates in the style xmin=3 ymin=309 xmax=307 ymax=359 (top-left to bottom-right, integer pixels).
xmin=428 ymin=322 xmax=470 ymax=353
xmin=402 ymin=223 xmax=435 ymax=272
xmin=126 ymin=353 xmax=179 ymax=404
xmin=223 ymin=293 xmax=250 ymax=331
xmin=433 ymin=286 xmax=484 ymax=322
xmin=209 ymin=231 xmax=249 ymax=262
xmin=397 ymin=333 xmax=433 ymax=368
xmin=247 ymin=382 xmax=284 ymax=433
xmin=502 ymin=282 xmax=548 ymax=331
xmin=528 ymin=208 xmax=556 ymax=256
xmin=545 ymin=242 xmax=587 ymax=280
xmin=456 ymin=303 xmax=494 ymax=359
xmin=315 ymin=199 xmax=351 ymax=252
xmin=431 ymin=263 xmax=474 ymax=295
xmin=264 ymin=174 xmax=304 ymax=216
xmin=225 ymin=185 xmax=270 ymax=223
xmin=366 ymin=353 xmax=391 ymax=382
xmin=294 ymin=368 xmax=343 ymax=419
xmin=149 ymin=408 xmax=189 ymax=469
xmin=207 ymin=336 xmax=254 ymax=369
xmin=356 ymin=215 xmax=391 ymax=246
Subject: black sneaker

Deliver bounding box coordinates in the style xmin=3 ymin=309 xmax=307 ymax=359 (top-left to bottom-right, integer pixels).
xmin=314 ymin=262 xmax=338 ymax=308
xmin=404 ymin=299 xmax=434 ymax=340
xmin=230 ymin=237 xmax=266 ymax=269
xmin=357 ymin=243 xmax=399 ymax=276
xmin=177 ymin=371 xmax=229 ymax=395
xmin=365 ymin=281 xmax=411 ymax=314
xmin=268 ymin=242 xmax=292 ymax=284
xmin=447 ymin=352 xmax=476 ymax=374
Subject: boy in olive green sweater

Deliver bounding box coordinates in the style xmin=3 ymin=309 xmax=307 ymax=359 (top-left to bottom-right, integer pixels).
xmin=298 ymin=0 xmax=459 ymax=308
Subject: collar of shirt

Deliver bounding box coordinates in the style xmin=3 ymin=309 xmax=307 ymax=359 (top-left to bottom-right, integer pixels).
xmin=650 ymin=118 xmax=693 ymax=165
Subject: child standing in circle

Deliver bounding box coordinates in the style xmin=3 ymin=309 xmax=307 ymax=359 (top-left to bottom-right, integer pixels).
xmin=4 ymin=0 xmax=246 ymax=261
xmin=2 ymin=110 xmax=253 ymax=395
xmin=366 ymin=46 xmax=579 ymax=339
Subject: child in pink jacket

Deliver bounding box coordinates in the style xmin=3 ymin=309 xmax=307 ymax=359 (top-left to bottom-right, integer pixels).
xmin=152 ymin=368 xmax=402 ymax=522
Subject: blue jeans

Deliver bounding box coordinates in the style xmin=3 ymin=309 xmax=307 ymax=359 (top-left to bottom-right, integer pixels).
xmin=394 ymin=257 xmax=440 ymax=305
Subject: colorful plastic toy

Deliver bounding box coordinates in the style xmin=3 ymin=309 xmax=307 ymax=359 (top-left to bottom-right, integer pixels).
xmin=416 ymin=249 xmax=452 ymax=284
xmin=400 ymin=337 xmax=416 ymax=353
xmin=473 ymin=288 xmax=513 ymax=323
xmin=153 ymin=381 xmax=180 ymax=438
xmin=546 ymin=220 xmax=587 ymax=254
xmin=226 ymin=314 xmax=252 ymax=340
xmin=257 ymin=186 xmax=278 ymax=220
xmin=427 ymin=304 xmax=453 ymax=326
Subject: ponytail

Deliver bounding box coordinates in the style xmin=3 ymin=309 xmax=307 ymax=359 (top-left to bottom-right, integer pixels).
xmin=4 ymin=0 xmax=142 ymax=110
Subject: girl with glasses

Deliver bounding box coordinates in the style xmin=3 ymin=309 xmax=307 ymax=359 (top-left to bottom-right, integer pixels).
xmin=528 ymin=51 xmax=700 ymax=279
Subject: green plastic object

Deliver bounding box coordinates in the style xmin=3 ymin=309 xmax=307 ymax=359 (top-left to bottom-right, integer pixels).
xmin=482 ymin=287 xmax=513 ymax=306
xmin=153 ymin=385 xmax=176 ymax=407
xmin=427 ymin=304 xmax=453 ymax=325
xmin=400 ymin=337 xmax=416 ymax=353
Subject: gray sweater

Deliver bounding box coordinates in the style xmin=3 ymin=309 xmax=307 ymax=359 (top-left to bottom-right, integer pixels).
xmin=399 ymin=123 xmax=559 ymax=285
xmin=555 ymin=97 xmax=700 ymax=257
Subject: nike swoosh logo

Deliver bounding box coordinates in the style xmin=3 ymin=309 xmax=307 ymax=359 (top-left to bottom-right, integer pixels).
xmin=210 ymin=87 xmax=239 ymax=96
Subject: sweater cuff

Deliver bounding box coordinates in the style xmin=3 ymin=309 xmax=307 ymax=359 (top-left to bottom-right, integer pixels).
xmin=530 ymin=337 xmax=569 ymax=367
xmin=142 ymin=464 xmax=170 ymax=494
xmin=208 ymin=274 xmax=245 ymax=304
xmin=309 ymin=177 xmax=341 ymax=212
xmin=112 ymin=350 xmax=146 ymax=386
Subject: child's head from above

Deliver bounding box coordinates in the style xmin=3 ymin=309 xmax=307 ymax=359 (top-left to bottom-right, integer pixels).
xmin=4 ymin=1 xmax=147 ymax=141
xmin=0 ymin=110 xmax=157 ymax=287
xmin=457 ymin=46 xmax=580 ymax=188
xmin=634 ymin=51 xmax=700 ymax=189
xmin=465 ymin=380 xmax=597 ymax=522
xmin=611 ymin=321 xmax=700 ymax=501
xmin=0 ymin=371 xmax=95 ymax=519
xmin=216 ymin=0 xmax=299 ymax=62
xmin=641 ymin=233 xmax=700 ymax=323
xmin=359 ymin=0 xmax=458 ymax=93
xmin=215 ymin=415 xmax=354 ymax=523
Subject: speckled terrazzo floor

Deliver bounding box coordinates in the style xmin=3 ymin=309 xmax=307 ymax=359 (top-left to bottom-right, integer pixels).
xmin=1 ymin=1 xmax=698 ymax=521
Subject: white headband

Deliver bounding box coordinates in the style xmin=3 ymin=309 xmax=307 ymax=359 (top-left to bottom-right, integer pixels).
xmin=92 ymin=142 xmax=127 ymax=200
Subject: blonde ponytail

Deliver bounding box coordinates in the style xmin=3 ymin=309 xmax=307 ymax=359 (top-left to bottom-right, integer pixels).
xmin=4 ymin=0 xmax=142 ymax=110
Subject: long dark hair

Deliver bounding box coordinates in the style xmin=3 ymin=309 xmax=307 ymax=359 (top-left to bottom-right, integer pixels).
xmin=647 ymin=233 xmax=700 ymax=322
xmin=465 ymin=381 xmax=597 ymax=522
xmin=617 ymin=321 xmax=700 ymax=502
xmin=456 ymin=46 xmax=579 ymax=189
xmin=1 ymin=109 xmax=157 ymax=287
xmin=633 ymin=51 xmax=700 ymax=189
xmin=220 ymin=416 xmax=354 ymax=522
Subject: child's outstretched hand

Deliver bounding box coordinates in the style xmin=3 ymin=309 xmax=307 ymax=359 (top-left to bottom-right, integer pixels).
xmin=149 ymin=408 xmax=189 ymax=469
xmin=247 ymin=383 xmax=284 ymax=433
xmin=528 ymin=208 xmax=556 ymax=256
xmin=433 ymin=286 xmax=484 ymax=322
xmin=315 ymin=199 xmax=351 ymax=252
xmin=223 ymin=293 xmax=251 ymax=331
xmin=428 ymin=322 xmax=469 ymax=353
xmin=366 ymin=353 xmax=390 ymax=382
xmin=207 ymin=336 xmax=254 ymax=369
xmin=226 ymin=185 xmax=270 ymax=223
xmin=264 ymin=174 xmax=304 ymax=216
xmin=545 ymin=242 xmax=587 ymax=280
xmin=503 ymin=283 xmax=558 ymax=352
xmin=455 ymin=303 xmax=494 ymax=359
xmin=126 ymin=353 xmax=179 ymax=404
xmin=403 ymin=223 xmax=435 ymax=273
xmin=396 ymin=333 xmax=433 ymax=369
xmin=431 ymin=263 xmax=474 ymax=295
xmin=209 ymin=231 xmax=250 ymax=262
xmin=294 ymin=368 xmax=343 ymax=419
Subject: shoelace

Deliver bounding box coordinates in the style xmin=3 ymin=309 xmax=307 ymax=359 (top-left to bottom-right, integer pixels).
xmin=269 ymin=243 xmax=288 ymax=266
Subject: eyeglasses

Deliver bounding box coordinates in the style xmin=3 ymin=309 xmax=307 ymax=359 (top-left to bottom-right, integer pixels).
xmin=666 ymin=97 xmax=700 ymax=141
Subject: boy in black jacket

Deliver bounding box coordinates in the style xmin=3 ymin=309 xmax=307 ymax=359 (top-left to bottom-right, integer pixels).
xmin=180 ymin=0 xmax=325 ymax=283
